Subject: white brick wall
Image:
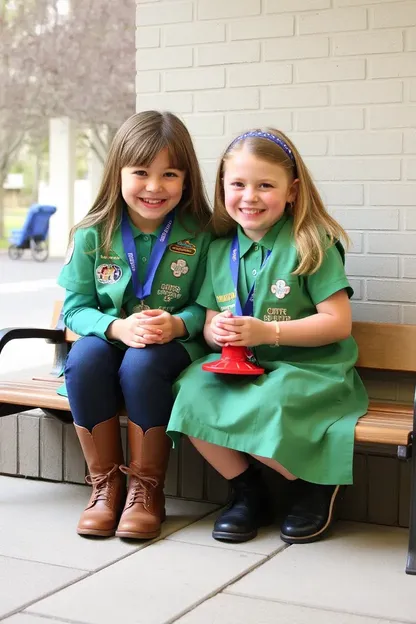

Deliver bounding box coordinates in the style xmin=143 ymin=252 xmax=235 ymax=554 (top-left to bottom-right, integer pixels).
xmin=136 ymin=0 xmax=416 ymax=324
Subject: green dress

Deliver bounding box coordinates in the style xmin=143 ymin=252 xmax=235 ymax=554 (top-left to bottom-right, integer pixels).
xmin=167 ymin=216 xmax=368 ymax=485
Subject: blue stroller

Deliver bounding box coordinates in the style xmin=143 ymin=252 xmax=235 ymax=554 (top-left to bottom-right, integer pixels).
xmin=8 ymin=204 xmax=57 ymax=262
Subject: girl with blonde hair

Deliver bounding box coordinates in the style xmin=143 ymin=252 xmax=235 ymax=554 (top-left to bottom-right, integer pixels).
xmin=58 ymin=111 xmax=212 ymax=539
xmin=167 ymin=128 xmax=368 ymax=545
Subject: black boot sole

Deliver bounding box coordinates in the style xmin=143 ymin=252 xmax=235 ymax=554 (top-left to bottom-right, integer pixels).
xmin=212 ymin=528 xmax=258 ymax=543
xmin=212 ymin=511 xmax=275 ymax=543
xmin=280 ymin=524 xmax=331 ymax=545
xmin=280 ymin=485 xmax=341 ymax=545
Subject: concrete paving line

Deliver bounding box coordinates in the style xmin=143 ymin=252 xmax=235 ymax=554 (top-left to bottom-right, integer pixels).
xmin=221 ymin=592 xmax=412 ymax=624
xmin=0 ymin=567 xmax=89 ymax=624
xmin=0 ymin=505 xmax=221 ymax=623
xmin=10 ymin=613 xmax=86 ymax=624
xmin=166 ymin=535 xmax=286 ymax=558
xmin=0 ymin=553 xmax=90 ymax=573
xmin=177 ymin=591 xmax=411 ymax=624
xmin=165 ymin=543 xmax=291 ymax=624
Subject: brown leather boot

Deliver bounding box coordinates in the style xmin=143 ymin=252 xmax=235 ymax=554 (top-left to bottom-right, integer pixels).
xmin=116 ymin=422 xmax=171 ymax=539
xmin=75 ymin=416 xmax=126 ymax=537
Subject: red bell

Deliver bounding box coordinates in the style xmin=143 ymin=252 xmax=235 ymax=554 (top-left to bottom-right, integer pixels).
xmin=202 ymin=345 xmax=264 ymax=375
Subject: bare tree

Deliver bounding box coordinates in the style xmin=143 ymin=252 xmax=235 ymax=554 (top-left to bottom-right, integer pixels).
xmin=0 ymin=0 xmax=54 ymax=236
xmin=39 ymin=0 xmax=135 ymax=160
xmin=0 ymin=0 xmax=135 ymax=237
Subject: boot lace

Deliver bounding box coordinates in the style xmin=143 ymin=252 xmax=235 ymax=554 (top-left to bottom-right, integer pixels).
xmin=119 ymin=465 xmax=158 ymax=506
xmin=85 ymin=464 xmax=119 ymax=504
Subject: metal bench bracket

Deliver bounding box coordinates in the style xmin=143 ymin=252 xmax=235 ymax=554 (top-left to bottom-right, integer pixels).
xmin=406 ymin=387 xmax=416 ymax=575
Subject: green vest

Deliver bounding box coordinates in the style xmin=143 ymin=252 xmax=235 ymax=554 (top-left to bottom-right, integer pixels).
xmin=58 ymin=214 xmax=213 ymax=362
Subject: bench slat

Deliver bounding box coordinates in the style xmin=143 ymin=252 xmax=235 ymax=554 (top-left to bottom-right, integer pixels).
xmin=0 ymin=382 xmax=70 ymax=411
xmin=0 ymin=379 xmax=412 ymax=447
xmin=366 ymin=401 xmax=414 ymax=416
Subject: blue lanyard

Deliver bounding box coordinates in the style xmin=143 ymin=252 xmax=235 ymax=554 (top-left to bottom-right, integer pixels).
xmin=121 ymin=210 xmax=174 ymax=301
xmin=230 ymin=233 xmax=271 ymax=316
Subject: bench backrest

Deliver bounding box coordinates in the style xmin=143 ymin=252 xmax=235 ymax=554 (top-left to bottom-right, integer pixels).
xmin=51 ymin=301 xmax=416 ymax=373
xmin=353 ymin=321 xmax=416 ymax=373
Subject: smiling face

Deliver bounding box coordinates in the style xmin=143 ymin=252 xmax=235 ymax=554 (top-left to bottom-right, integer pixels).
xmin=223 ymin=146 xmax=297 ymax=241
xmin=121 ymin=147 xmax=186 ymax=232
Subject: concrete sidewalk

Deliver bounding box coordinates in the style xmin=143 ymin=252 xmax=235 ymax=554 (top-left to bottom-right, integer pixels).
xmin=0 ymin=476 xmax=413 ymax=624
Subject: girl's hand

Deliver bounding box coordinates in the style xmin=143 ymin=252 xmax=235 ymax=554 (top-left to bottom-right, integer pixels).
xmin=136 ymin=309 xmax=186 ymax=344
xmin=210 ymin=310 xmax=238 ymax=347
xmin=215 ymin=315 xmax=274 ymax=348
xmin=106 ymin=314 xmax=162 ymax=348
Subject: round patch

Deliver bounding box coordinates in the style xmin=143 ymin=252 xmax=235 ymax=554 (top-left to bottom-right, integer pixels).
xmin=96 ymin=264 xmax=122 ymax=284
xmin=64 ymin=239 xmax=75 ymax=265
xmin=170 ymin=259 xmax=189 ymax=278
xmin=271 ymin=279 xmax=291 ymax=300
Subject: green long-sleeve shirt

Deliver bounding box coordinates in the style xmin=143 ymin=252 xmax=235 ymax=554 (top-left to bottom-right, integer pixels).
xmin=58 ymin=213 xmax=213 ymax=362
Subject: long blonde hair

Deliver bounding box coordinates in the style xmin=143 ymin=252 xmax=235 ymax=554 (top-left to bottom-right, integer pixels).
xmin=71 ymin=111 xmax=212 ymax=253
xmin=213 ymin=128 xmax=349 ymax=275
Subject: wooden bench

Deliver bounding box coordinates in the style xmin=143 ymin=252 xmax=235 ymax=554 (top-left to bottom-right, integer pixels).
xmin=0 ymin=303 xmax=415 ymax=574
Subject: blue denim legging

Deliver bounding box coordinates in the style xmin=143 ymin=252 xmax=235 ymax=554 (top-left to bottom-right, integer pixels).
xmin=64 ymin=336 xmax=191 ymax=431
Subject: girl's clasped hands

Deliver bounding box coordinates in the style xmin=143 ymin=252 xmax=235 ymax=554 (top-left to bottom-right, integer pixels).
xmin=109 ymin=309 xmax=185 ymax=348
xmin=211 ymin=310 xmax=273 ymax=348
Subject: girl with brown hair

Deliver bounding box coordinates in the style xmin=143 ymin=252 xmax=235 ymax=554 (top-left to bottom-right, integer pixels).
xmin=58 ymin=111 xmax=212 ymax=539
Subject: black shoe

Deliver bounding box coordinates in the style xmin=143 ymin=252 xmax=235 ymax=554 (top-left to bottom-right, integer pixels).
xmin=280 ymin=481 xmax=341 ymax=544
xmin=212 ymin=466 xmax=274 ymax=543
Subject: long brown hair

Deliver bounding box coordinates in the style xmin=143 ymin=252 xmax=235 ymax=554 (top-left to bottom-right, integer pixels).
xmin=71 ymin=111 xmax=212 ymax=253
xmin=213 ymin=128 xmax=349 ymax=275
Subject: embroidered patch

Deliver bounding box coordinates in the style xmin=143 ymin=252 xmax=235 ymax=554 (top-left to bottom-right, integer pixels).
xmin=271 ymin=279 xmax=291 ymax=300
xmin=216 ymin=292 xmax=236 ymax=303
xmin=169 ymin=240 xmax=196 ymax=256
xmin=263 ymin=307 xmax=291 ymax=322
xmin=157 ymin=283 xmax=182 ymax=302
xmin=96 ymin=264 xmax=122 ymax=284
xmin=171 ymin=259 xmax=189 ymax=278
xmin=64 ymin=239 xmax=75 ymax=265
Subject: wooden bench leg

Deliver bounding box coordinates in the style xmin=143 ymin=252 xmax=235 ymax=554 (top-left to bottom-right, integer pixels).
xmin=406 ymin=388 xmax=416 ymax=575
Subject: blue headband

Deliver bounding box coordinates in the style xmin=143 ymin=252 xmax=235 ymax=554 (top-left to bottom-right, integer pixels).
xmin=227 ymin=131 xmax=296 ymax=164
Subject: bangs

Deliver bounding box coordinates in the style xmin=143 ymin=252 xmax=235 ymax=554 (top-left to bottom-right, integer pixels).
xmin=121 ymin=134 xmax=187 ymax=171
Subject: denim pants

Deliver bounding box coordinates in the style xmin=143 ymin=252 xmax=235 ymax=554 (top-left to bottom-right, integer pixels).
xmin=64 ymin=336 xmax=191 ymax=431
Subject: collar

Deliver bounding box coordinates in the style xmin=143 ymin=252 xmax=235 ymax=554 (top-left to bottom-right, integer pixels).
xmin=127 ymin=210 xmax=198 ymax=243
xmin=236 ymin=214 xmax=289 ymax=258
xmin=128 ymin=215 xmax=159 ymax=240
